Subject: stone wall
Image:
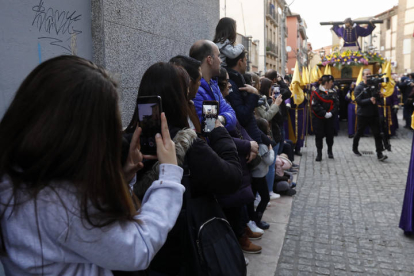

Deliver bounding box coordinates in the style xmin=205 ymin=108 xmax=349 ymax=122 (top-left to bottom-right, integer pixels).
xmin=92 ymin=0 xmax=219 ymax=125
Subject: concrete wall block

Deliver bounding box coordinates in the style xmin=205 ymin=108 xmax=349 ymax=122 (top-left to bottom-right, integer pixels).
xmin=101 ymin=0 xmax=219 ymax=124
xmin=103 ymin=0 xmax=155 ymax=35
xmin=119 ymin=87 xmax=140 ymax=125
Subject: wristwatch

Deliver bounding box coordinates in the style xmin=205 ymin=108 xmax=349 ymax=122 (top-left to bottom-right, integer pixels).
xmin=218 ymin=115 xmax=226 ymax=125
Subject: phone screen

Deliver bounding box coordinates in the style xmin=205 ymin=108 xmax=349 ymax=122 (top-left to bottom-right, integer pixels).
xmin=273 ymin=86 xmax=281 ymax=98
xmin=202 ymin=103 xmax=218 ymax=133
xmin=137 ymin=96 xmax=162 ymax=155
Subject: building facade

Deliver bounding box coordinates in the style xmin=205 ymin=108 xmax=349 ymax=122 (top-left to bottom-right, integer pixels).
xmin=286 ymin=14 xmax=308 ymax=74
xmin=397 ymin=0 xmax=414 ymax=74
xmin=220 ymin=0 xmax=289 ymax=75
xmin=376 ymin=7 xmax=398 ymax=69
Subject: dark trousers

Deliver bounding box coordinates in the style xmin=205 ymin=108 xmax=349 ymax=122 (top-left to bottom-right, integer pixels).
xmin=378 ymin=114 xmax=390 ymax=149
xmin=353 ymin=115 xmax=383 ymax=153
xmin=246 ymin=177 xmax=270 ymax=221
xmin=222 ymin=206 xmax=244 ymax=239
xmin=282 ymin=139 xmax=294 ymax=161
xmin=404 ymin=105 xmax=413 ymax=127
xmin=312 ymin=117 xmax=334 ymax=150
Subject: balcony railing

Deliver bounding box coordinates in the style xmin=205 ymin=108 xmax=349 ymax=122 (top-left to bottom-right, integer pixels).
xmin=266 ymin=42 xmax=278 ymax=57
xmin=266 ymin=3 xmax=278 ymax=25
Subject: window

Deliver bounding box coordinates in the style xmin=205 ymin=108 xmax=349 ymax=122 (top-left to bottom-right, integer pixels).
xmin=403 ymin=39 xmax=411 ymax=55
xmin=386 ymin=18 xmax=391 ymax=30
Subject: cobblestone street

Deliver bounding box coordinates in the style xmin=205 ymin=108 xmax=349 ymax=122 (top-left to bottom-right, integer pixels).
xmin=276 ymin=122 xmax=414 ymax=276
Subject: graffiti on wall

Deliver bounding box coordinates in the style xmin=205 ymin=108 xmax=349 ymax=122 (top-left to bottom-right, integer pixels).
xmin=32 ymin=0 xmax=82 ymax=55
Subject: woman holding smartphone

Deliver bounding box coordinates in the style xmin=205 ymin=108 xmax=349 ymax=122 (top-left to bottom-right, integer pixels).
xmin=126 ymin=62 xmax=243 ymax=275
xmin=0 ymin=56 xmax=184 ymax=275
xmin=255 ymin=77 xmax=283 ymax=200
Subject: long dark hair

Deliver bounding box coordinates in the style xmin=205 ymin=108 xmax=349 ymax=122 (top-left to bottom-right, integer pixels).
xmin=169 ymin=55 xmax=201 ymax=82
xmin=217 ymin=67 xmax=228 ymax=92
xmin=126 ymin=63 xmax=190 ymax=133
xmin=213 ymin=17 xmax=237 ymax=44
xmin=0 ymin=55 xmax=139 ymax=252
xmin=260 ymin=78 xmax=273 ymax=97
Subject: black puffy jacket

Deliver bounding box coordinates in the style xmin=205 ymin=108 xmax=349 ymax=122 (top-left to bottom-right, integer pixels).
xmin=354 ymin=81 xmax=379 ymax=117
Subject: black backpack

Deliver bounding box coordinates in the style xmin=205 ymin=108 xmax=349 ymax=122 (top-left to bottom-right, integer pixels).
xmin=180 ymin=163 xmax=247 ymax=276
xmin=150 ymin=161 xmax=246 ymax=276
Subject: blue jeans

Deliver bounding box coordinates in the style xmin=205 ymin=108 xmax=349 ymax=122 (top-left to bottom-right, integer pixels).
xmin=266 ymin=144 xmax=279 ymax=192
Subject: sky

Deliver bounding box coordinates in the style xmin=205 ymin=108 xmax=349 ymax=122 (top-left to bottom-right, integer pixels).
xmin=288 ymin=0 xmax=399 ymax=49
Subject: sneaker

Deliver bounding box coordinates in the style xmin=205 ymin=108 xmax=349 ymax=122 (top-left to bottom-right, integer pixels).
xmin=288 ymin=168 xmax=299 ymax=173
xmin=291 ymin=182 xmax=297 ymax=188
xmin=280 ymin=188 xmax=297 ymax=196
xmin=269 ymin=191 xmax=280 ymax=200
xmin=294 ymin=151 xmax=302 ymax=156
xmin=292 ymin=163 xmax=300 ymax=168
xmin=245 ymin=226 xmax=263 ymax=240
xmin=238 ymin=235 xmax=262 ymax=254
xmin=247 ymin=220 xmax=264 ymax=234
xmin=378 ymin=154 xmax=388 ymax=161
xmin=256 ymin=220 xmax=270 ymax=230
xmin=353 ymin=149 xmax=362 ymax=156
xmin=245 ymin=257 xmax=249 ymax=266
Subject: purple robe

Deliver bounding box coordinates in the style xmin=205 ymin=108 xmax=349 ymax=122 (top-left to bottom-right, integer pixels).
xmin=333 ymin=24 xmax=376 ymax=49
xmin=399 ymin=133 xmax=414 ymax=234
xmin=285 ymin=97 xmax=307 ymax=151
xmin=378 ymin=87 xmax=400 ymax=136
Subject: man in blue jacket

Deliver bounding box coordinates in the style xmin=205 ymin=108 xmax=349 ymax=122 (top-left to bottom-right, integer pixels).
xmin=189 ymin=40 xmax=237 ymax=131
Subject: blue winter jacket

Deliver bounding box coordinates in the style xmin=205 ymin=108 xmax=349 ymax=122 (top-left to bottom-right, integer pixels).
xmin=225 ymin=68 xmax=263 ymax=143
xmin=194 ymin=78 xmax=237 ymax=131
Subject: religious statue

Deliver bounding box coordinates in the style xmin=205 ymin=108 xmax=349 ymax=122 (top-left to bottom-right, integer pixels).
xmin=331 ymin=18 xmax=376 ymax=50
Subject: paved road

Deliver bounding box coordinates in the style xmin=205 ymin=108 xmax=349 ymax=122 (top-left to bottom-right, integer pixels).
xmin=276 ymin=122 xmax=414 ymax=276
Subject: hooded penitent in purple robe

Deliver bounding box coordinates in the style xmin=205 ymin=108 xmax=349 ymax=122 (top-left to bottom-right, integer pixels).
xmin=399 ymin=132 xmax=414 ymax=234
xmin=284 ymin=95 xmax=308 ymax=152
xmin=378 ymin=86 xmax=400 ymax=136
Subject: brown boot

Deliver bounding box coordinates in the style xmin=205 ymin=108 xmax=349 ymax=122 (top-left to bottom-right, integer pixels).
xmin=245 ymin=226 xmax=262 ymax=240
xmin=238 ymin=235 xmax=262 ymax=254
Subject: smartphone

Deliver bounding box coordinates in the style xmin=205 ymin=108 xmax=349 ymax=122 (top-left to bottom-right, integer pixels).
xmin=202 ymin=100 xmax=219 ymax=134
xmin=137 ymin=96 xmax=162 ymax=155
xmin=273 ymin=86 xmax=281 ymax=98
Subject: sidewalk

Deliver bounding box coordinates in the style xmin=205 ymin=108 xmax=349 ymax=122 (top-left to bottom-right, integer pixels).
xmin=247 ymin=156 xmax=300 ymax=276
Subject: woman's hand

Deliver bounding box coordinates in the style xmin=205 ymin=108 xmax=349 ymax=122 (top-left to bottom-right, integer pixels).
xmin=123 ymin=126 xmax=145 ymax=183
xmin=215 ymin=118 xmax=224 ymax=128
xmin=247 ymin=141 xmax=259 ymax=163
xmin=156 ymin=113 xmax=177 ymax=165
xmin=239 ymin=84 xmax=259 ymax=95
xmin=274 ymin=94 xmax=283 ymax=106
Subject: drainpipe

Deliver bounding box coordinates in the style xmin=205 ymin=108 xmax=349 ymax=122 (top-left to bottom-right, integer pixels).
xmin=264 ymin=0 xmax=267 ymax=74
xmin=281 ymin=2 xmax=287 ymax=76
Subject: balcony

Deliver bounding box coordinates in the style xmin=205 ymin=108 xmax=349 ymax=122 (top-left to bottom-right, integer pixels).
xmin=266 ymin=41 xmax=278 ymax=57
xmin=266 ymin=3 xmax=278 ymax=26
